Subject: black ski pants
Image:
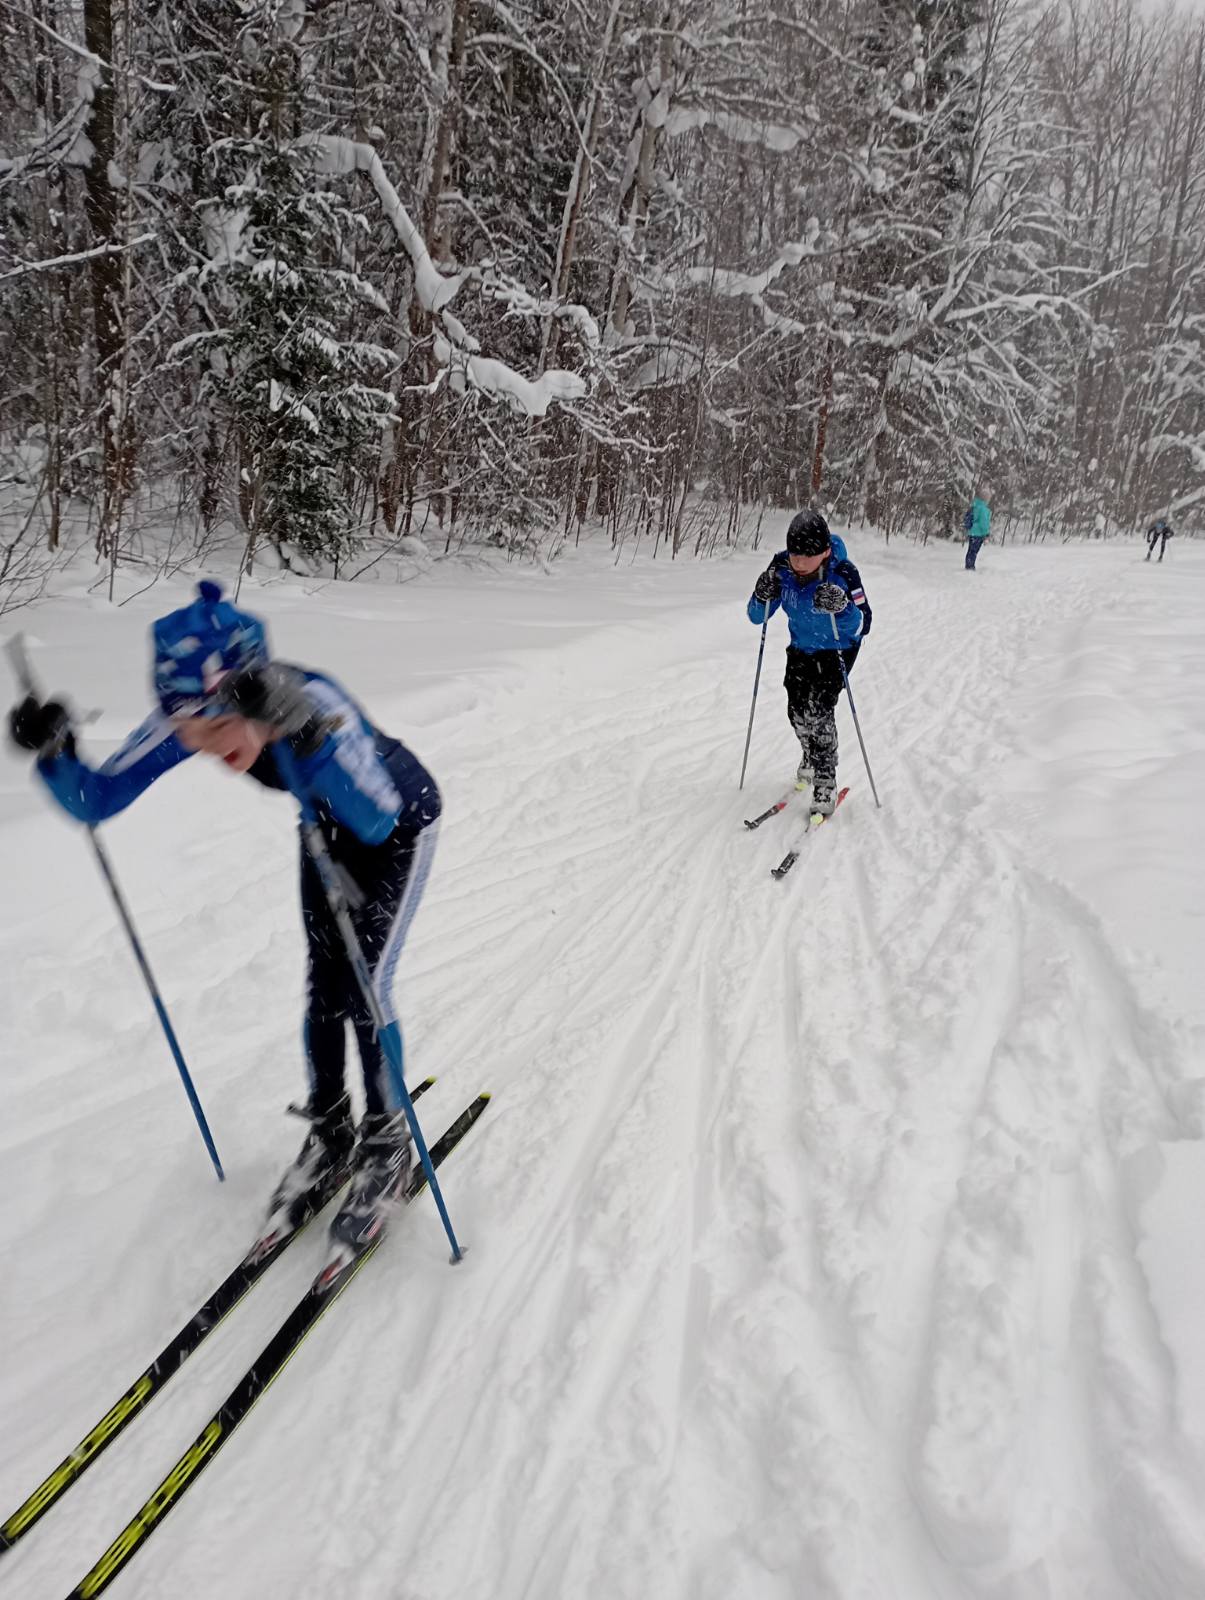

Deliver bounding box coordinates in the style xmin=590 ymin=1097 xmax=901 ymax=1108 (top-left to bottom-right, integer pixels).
xmin=784 ymin=644 xmax=860 ymax=786
xmin=300 ymin=818 xmax=438 ymax=1118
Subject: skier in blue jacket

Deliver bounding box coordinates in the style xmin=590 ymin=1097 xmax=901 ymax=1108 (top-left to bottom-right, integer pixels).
xmin=747 ymin=509 xmax=872 ymax=813
xmin=7 ymin=581 xmax=439 ymax=1250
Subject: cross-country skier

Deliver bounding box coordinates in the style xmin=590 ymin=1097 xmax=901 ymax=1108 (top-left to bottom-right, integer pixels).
xmin=1146 ymin=518 xmax=1174 ymax=562
xmin=747 ymin=510 xmax=872 ymax=814
xmin=7 ymin=581 xmax=439 ymax=1250
xmin=964 ymin=492 xmax=991 ymax=569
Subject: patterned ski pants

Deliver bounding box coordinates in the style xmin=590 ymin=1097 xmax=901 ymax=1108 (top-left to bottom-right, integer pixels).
xmin=783 ymin=645 xmax=860 ymax=785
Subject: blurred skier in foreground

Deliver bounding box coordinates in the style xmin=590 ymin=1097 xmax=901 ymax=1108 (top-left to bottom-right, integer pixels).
xmin=746 ymin=510 xmax=872 ymax=815
xmin=7 ymin=580 xmax=439 ymax=1250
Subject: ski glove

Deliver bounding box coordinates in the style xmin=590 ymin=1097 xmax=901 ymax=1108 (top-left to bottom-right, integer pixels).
xmin=752 ymin=555 xmax=789 ymax=604
xmin=219 ymin=665 xmax=328 ymax=756
xmin=8 ymin=695 xmax=74 ymax=760
xmin=813 ymin=582 xmax=849 ymax=614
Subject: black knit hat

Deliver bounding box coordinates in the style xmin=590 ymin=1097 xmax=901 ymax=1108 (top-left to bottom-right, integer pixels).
xmin=786 ymin=509 xmax=832 ymax=556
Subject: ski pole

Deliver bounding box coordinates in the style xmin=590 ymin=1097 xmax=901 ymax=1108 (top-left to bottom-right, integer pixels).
xmin=830 ymin=613 xmax=881 ymax=809
xmin=4 ymin=634 xmax=225 ymax=1180
xmin=739 ymin=618 xmax=768 ymax=790
xmin=87 ymin=830 xmax=225 ymax=1180
xmin=272 ymin=742 xmax=465 ymax=1264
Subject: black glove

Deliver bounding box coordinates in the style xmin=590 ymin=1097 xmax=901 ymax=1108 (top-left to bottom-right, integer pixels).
xmin=219 ymin=665 xmax=328 ymax=755
xmin=8 ymin=695 xmax=73 ymax=759
xmin=813 ymin=582 xmax=849 ymax=614
xmin=752 ymin=555 xmax=788 ymax=604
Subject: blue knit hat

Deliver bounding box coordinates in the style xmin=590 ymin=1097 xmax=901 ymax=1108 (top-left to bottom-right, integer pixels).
xmin=152 ymin=580 xmax=269 ymax=716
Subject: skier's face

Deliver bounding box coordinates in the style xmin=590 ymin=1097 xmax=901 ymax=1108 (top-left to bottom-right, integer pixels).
xmin=174 ymin=714 xmax=269 ymax=774
xmin=788 ymin=548 xmax=829 ymax=578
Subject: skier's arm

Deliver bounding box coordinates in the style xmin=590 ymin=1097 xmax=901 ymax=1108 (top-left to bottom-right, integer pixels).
xmin=36 ymin=714 xmax=192 ymax=824
xmin=833 ymin=559 xmax=872 ymax=637
xmin=227 ymin=668 xmax=402 ymax=845
xmin=747 ymin=592 xmax=781 ymax=625
xmin=748 ymin=553 xmax=788 ymax=624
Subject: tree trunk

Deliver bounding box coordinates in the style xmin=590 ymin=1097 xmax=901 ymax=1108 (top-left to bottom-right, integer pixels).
xmin=81 ymin=0 xmax=129 ymax=523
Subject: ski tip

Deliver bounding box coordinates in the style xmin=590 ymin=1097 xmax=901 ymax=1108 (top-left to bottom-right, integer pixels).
xmin=415 ymin=1075 xmax=437 ymax=1092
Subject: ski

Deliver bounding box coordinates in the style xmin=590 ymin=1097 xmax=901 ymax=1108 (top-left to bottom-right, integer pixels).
xmin=0 ymin=1077 xmax=435 ymax=1556
xmin=770 ymin=786 xmax=850 ymax=879
xmin=743 ymin=785 xmax=805 ymax=830
xmin=65 ymin=1092 xmax=490 ymax=1600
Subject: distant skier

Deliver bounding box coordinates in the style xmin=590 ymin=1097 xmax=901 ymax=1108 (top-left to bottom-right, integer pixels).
xmin=1146 ymin=518 xmax=1174 ymax=562
xmin=747 ymin=509 xmax=872 ymax=814
xmin=963 ymin=493 xmax=991 ymax=569
xmin=7 ymin=581 xmax=439 ymax=1250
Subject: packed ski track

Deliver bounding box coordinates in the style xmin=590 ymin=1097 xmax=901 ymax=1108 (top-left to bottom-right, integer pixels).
xmin=2 ymin=539 xmax=1205 ymax=1599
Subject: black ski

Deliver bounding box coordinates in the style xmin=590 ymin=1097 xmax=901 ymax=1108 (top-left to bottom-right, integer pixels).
xmin=65 ymin=1093 xmax=490 ymax=1600
xmin=771 ymin=786 xmax=850 ymax=878
xmin=0 ymin=1077 xmax=434 ymax=1556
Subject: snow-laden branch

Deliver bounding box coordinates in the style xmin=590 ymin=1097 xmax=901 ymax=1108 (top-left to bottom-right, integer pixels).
xmin=299 ymin=135 xmax=586 ymax=420
xmin=298 ymin=134 xmax=465 ymax=314
xmin=435 ymin=336 xmax=586 ymax=417
xmin=0 ymin=233 xmax=158 ymax=281
xmin=664 ymin=105 xmax=810 ymax=152
xmin=647 ymin=218 xmax=821 ymax=298
xmin=21 ymin=10 xmax=176 ymax=94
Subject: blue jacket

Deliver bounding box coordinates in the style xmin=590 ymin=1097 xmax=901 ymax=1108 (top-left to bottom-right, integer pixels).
xmin=36 ymin=668 xmax=439 ymax=852
xmin=747 ymin=535 xmax=871 ymax=652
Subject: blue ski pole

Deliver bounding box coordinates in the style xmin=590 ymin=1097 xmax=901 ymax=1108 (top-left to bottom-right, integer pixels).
xmin=739 ymin=618 xmax=768 ymax=791
xmin=4 ymin=634 xmax=224 ymax=1180
xmin=272 ymin=742 xmax=465 ymax=1264
xmin=88 ymin=829 xmax=225 ymax=1180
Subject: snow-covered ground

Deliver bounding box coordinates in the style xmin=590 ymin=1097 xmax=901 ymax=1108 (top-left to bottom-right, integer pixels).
xmin=2 ymin=536 xmax=1205 ymax=1600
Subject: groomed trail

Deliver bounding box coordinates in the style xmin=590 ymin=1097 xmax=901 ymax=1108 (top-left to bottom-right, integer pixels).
xmin=2 ymin=539 xmax=1205 ymax=1599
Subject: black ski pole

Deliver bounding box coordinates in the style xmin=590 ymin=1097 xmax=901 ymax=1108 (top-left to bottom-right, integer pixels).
xmin=739 ymin=619 xmax=768 ymax=791
xmin=830 ymin=613 xmax=881 ymax=809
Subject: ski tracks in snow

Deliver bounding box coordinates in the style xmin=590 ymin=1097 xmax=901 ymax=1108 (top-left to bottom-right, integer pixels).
xmin=6 ymin=549 xmax=1205 ymax=1600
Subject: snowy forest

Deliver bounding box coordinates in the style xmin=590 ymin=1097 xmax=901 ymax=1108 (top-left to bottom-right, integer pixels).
xmin=3 ymin=0 xmax=1205 ymax=598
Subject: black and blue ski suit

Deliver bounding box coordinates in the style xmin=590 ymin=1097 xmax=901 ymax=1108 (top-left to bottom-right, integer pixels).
xmin=746 ymin=535 xmax=872 ymax=788
xmin=34 ymin=669 xmax=440 ymax=1119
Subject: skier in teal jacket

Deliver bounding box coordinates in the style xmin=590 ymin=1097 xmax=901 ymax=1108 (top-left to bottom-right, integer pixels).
xmin=964 ymin=495 xmax=991 ymax=569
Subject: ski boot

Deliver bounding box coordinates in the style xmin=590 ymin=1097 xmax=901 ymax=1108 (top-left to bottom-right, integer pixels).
xmin=795 ymin=756 xmax=814 ymax=788
xmin=329 ymin=1111 xmax=414 ymax=1250
xmin=252 ymin=1098 xmax=355 ymax=1259
xmin=810 ymin=778 xmax=837 ymax=817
